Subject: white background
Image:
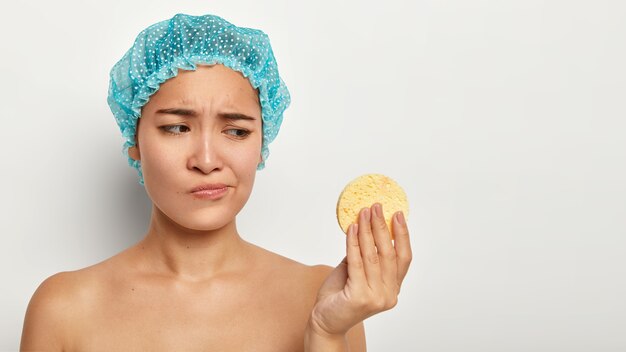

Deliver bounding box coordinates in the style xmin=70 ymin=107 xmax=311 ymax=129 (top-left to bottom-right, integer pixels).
xmin=2 ymin=0 xmax=625 ymax=351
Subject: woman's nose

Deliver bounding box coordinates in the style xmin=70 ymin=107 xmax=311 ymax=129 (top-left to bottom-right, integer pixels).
xmin=187 ymin=132 xmax=224 ymax=174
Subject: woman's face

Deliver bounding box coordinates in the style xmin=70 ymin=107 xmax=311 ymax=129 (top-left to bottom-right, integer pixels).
xmin=129 ymin=64 xmax=262 ymax=231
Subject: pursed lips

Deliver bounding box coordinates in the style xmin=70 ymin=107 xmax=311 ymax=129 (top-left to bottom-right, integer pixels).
xmin=190 ymin=183 xmax=229 ymax=193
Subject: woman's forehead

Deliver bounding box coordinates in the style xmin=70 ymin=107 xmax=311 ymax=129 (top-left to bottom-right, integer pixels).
xmin=146 ymin=65 xmax=261 ymax=112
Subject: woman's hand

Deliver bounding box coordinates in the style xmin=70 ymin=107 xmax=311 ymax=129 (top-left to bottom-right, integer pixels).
xmin=308 ymin=202 xmax=412 ymax=338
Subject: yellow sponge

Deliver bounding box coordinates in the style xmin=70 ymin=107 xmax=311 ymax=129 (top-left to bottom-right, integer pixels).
xmin=336 ymin=173 xmax=409 ymax=239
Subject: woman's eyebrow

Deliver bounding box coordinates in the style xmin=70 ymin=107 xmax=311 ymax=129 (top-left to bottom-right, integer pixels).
xmin=155 ymin=108 xmax=257 ymax=121
xmin=155 ymin=108 xmax=197 ymax=117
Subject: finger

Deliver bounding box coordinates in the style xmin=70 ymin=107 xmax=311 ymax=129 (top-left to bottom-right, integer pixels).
xmin=346 ymin=223 xmax=367 ymax=285
xmin=392 ymin=211 xmax=412 ymax=286
xmin=370 ymin=203 xmax=398 ymax=289
xmin=358 ymin=207 xmax=383 ymax=289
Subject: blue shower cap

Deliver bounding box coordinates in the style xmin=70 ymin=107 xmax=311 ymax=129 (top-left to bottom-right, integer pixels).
xmin=107 ymin=13 xmax=291 ymax=185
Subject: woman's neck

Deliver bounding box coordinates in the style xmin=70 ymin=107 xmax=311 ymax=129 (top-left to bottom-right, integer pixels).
xmin=136 ymin=205 xmax=251 ymax=283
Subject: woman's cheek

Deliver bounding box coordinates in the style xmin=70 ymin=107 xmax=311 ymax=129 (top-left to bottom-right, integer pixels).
xmin=145 ymin=145 xmax=178 ymax=181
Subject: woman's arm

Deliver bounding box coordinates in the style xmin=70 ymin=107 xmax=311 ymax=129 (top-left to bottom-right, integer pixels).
xmin=346 ymin=322 xmax=366 ymax=351
xmin=304 ymin=320 xmax=365 ymax=352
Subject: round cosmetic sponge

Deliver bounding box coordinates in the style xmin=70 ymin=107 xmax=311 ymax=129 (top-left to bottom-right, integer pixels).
xmin=336 ymin=173 xmax=409 ymax=239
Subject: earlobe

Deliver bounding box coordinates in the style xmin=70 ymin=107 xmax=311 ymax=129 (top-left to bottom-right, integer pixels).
xmin=128 ymin=145 xmax=140 ymax=161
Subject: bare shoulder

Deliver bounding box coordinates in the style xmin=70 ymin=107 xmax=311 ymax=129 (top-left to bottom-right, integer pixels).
xmin=20 ymin=267 xmax=99 ymax=351
xmin=309 ymin=263 xmax=334 ymax=278
xmin=247 ymin=243 xmax=333 ymax=289
xmin=19 ymin=250 xmax=124 ymax=351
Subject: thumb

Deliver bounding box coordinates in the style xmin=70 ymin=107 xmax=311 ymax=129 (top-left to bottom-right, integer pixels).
xmin=318 ymin=257 xmax=349 ymax=296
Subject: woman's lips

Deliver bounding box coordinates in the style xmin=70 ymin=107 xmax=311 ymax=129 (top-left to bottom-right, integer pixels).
xmin=191 ymin=187 xmax=229 ymax=200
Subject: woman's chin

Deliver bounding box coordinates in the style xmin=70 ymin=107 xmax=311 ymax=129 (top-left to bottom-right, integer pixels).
xmin=173 ymin=210 xmax=236 ymax=231
xmin=152 ymin=204 xmax=237 ymax=232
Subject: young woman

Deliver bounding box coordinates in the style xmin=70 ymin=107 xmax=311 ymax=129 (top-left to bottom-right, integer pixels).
xmin=20 ymin=13 xmax=412 ymax=352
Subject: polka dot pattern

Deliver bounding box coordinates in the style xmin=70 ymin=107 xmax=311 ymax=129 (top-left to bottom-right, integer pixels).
xmin=107 ymin=13 xmax=291 ymax=186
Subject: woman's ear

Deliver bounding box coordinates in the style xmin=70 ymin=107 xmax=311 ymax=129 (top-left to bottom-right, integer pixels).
xmin=128 ymin=145 xmax=141 ymax=161
xmin=129 ymin=132 xmax=141 ymax=161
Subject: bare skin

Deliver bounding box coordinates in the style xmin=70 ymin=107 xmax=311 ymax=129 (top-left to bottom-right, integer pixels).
xmin=21 ymin=64 xmax=410 ymax=351
xmin=20 ymin=236 xmax=364 ymax=351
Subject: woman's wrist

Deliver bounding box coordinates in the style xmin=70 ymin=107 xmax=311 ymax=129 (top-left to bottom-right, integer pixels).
xmin=304 ymin=319 xmax=348 ymax=352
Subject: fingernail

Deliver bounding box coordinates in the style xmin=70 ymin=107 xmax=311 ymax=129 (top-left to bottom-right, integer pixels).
xmin=397 ymin=211 xmax=406 ymax=225
xmin=352 ymin=223 xmax=359 ymax=236
xmin=361 ymin=207 xmax=370 ymax=222
xmin=373 ymin=203 xmax=382 ymax=218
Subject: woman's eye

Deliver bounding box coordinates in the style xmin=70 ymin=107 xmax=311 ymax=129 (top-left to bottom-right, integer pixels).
xmin=159 ymin=125 xmax=249 ymax=138
xmin=225 ymin=129 xmax=251 ymax=138
xmin=160 ymin=125 xmax=190 ymax=135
